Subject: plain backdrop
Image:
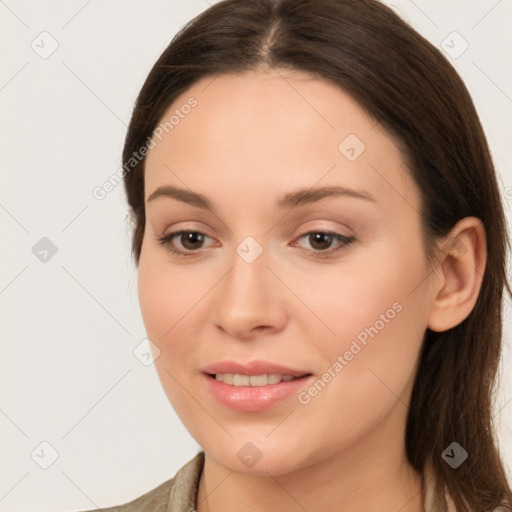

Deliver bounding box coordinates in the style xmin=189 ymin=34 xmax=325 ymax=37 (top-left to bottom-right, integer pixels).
xmin=1 ymin=1 xmax=511 ymax=511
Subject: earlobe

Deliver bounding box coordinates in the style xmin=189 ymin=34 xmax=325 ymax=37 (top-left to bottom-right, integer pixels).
xmin=427 ymin=217 xmax=487 ymax=333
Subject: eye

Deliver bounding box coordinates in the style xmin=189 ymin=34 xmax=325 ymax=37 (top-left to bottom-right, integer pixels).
xmin=155 ymin=229 xmax=355 ymax=258
xmin=292 ymin=231 xmax=355 ymax=257
xmin=156 ymin=230 xmax=216 ymax=256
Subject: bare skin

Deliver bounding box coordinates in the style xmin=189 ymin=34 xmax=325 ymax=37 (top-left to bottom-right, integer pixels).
xmin=138 ymin=68 xmax=486 ymax=512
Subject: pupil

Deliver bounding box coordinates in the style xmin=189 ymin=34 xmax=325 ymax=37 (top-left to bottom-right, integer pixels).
xmin=182 ymin=232 xmax=203 ymax=249
xmin=310 ymin=232 xmax=332 ymax=250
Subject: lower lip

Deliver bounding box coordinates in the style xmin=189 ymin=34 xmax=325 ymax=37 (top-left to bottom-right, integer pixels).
xmin=203 ymin=373 xmax=313 ymax=412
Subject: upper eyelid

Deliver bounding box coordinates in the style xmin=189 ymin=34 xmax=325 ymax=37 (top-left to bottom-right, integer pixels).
xmin=161 ymin=219 xmax=352 ymax=238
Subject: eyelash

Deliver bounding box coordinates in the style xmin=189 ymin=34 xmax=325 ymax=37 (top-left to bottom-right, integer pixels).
xmin=155 ymin=230 xmax=355 ymax=259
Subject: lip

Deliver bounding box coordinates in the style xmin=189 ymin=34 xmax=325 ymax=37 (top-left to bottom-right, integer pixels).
xmin=201 ymin=360 xmax=314 ymax=412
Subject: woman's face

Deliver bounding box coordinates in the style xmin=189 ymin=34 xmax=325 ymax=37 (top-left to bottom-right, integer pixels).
xmin=138 ymin=68 xmax=436 ymax=474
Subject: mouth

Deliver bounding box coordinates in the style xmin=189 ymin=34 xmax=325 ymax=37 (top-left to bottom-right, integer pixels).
xmin=201 ymin=361 xmax=314 ymax=412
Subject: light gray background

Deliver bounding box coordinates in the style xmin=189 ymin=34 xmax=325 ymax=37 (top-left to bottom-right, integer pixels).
xmin=1 ymin=1 xmax=511 ymax=511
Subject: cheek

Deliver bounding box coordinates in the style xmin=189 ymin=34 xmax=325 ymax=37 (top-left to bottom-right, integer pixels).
xmin=137 ymin=260 xmax=171 ymax=339
xmin=300 ymin=299 xmax=425 ymax=450
xmin=296 ymin=242 xmax=429 ymax=422
xmin=289 ymin=239 xmax=428 ymax=347
xmin=137 ymin=252 xmax=201 ymax=414
xmin=137 ymin=246 xmax=204 ymax=340
xmin=137 ymin=247 xmax=214 ymax=378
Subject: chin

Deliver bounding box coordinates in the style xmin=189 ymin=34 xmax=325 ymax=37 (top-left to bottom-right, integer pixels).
xmin=201 ymin=436 xmax=313 ymax=476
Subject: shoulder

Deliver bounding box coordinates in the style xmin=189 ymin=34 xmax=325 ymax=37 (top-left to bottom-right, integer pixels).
xmin=74 ymin=451 xmax=205 ymax=512
xmin=79 ymin=476 xmax=175 ymax=512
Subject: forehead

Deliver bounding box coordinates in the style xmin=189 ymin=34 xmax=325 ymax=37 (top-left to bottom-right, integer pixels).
xmin=144 ymin=69 xmax=418 ymax=215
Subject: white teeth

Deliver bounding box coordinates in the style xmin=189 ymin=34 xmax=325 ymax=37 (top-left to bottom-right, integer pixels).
xmin=233 ymin=374 xmax=250 ymax=386
xmin=222 ymin=373 xmax=234 ymax=385
xmin=268 ymin=373 xmax=282 ymax=384
xmin=249 ymin=374 xmax=267 ymax=386
xmin=214 ymin=373 xmax=299 ymax=386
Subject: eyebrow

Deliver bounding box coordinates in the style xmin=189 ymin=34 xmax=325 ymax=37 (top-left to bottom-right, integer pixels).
xmin=146 ymin=185 xmax=376 ymax=211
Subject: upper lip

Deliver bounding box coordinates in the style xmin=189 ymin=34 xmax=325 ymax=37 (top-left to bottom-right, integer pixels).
xmin=202 ymin=360 xmax=311 ymax=377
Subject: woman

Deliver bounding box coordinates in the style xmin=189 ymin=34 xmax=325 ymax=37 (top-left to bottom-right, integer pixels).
xmin=80 ymin=0 xmax=512 ymax=510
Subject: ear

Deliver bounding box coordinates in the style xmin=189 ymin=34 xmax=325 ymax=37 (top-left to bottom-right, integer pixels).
xmin=427 ymin=217 xmax=487 ymax=332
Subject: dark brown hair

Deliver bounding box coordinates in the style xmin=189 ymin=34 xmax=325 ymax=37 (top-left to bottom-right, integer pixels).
xmin=122 ymin=0 xmax=512 ymax=509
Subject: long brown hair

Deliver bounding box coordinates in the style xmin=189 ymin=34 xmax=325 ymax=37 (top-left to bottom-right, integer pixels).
xmin=122 ymin=0 xmax=512 ymax=509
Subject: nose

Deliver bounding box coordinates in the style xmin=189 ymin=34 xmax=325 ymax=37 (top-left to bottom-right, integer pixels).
xmin=211 ymin=244 xmax=288 ymax=340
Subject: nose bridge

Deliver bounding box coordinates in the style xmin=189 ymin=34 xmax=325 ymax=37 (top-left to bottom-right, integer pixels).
xmin=223 ymin=237 xmax=270 ymax=310
xmin=211 ymin=235 xmax=286 ymax=336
